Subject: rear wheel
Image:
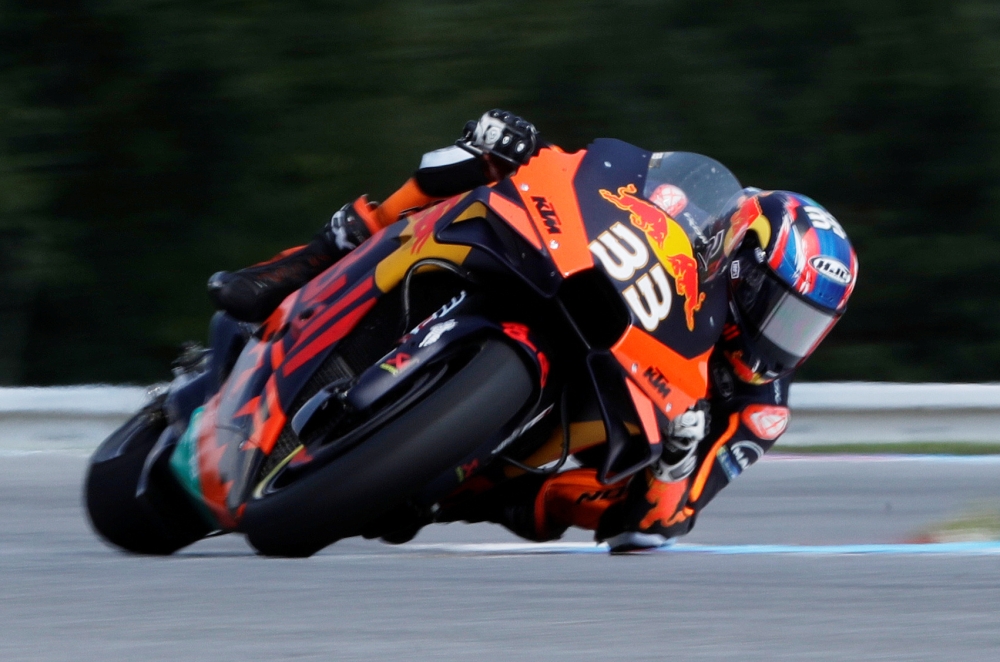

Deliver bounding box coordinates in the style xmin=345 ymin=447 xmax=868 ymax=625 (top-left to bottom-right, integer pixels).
xmin=84 ymin=399 xmax=211 ymax=554
xmin=242 ymin=339 xmax=533 ymax=557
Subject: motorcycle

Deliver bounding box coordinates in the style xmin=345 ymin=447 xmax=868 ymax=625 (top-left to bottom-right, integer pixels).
xmin=84 ymin=139 xmax=749 ymax=556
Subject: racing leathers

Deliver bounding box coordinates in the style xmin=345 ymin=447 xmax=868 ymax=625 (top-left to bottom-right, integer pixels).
xmin=208 ymin=110 xmax=538 ymax=322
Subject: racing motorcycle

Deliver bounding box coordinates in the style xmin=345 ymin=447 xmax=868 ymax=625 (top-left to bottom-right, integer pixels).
xmin=85 ymin=139 xmax=751 ymax=556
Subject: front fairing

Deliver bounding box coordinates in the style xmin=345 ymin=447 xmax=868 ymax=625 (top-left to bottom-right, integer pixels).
xmin=426 ymin=139 xmax=735 ymax=416
xmin=574 ymin=141 xmax=732 ymax=350
xmin=171 ymin=226 xmax=406 ymax=527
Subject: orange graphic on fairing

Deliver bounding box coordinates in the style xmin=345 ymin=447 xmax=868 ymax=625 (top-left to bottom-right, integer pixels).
xmin=511 ymin=148 xmax=594 ymax=278
xmin=407 ymin=195 xmax=465 ymax=254
xmin=611 ymin=325 xmax=710 ymax=419
xmin=534 ymin=469 xmax=628 ymax=537
xmin=194 ymin=395 xmax=239 ymax=529
xmin=599 ymin=184 xmax=705 ymax=330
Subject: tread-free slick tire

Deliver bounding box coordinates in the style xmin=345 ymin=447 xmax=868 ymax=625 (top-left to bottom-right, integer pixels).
xmin=242 ymin=340 xmax=533 ymax=557
xmin=85 ymin=404 xmax=210 ymax=554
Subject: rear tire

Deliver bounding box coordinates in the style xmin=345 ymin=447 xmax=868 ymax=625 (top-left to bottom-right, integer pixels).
xmin=84 ymin=400 xmax=211 ymax=554
xmin=242 ymin=339 xmax=533 ymax=557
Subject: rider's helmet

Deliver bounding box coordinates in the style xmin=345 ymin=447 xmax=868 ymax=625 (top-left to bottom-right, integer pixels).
xmin=721 ymin=190 xmax=858 ymax=384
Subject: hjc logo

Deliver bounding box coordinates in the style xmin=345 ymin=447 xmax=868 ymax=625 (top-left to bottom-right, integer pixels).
xmin=531 ymin=196 xmax=561 ymax=234
xmin=809 ymin=256 xmax=852 ymax=285
xmin=643 ymin=366 xmax=671 ymax=398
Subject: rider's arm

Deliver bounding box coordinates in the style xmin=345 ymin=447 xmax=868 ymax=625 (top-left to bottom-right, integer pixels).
xmin=207 ymin=110 xmax=540 ymax=322
xmin=367 ymin=109 xmax=542 ymax=229
xmin=597 ymin=356 xmax=792 ymax=546
xmin=681 ymin=363 xmax=792 ymax=526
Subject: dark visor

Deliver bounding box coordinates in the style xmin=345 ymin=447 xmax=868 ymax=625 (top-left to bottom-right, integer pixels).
xmin=736 ymin=265 xmax=839 ymax=359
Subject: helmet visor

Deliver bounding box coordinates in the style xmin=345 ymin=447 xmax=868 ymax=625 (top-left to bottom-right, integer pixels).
xmin=758 ymin=289 xmax=838 ymax=358
xmin=736 ymin=265 xmax=839 ymax=360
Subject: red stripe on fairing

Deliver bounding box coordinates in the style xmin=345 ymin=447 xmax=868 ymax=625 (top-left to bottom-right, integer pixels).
xmin=282 ymin=297 xmax=377 ymax=376
xmin=298 ymin=274 xmax=347 ymax=316
xmin=233 ymin=396 xmax=260 ymax=419
xmin=223 ymin=342 xmax=266 ymax=399
xmin=296 ymin=276 xmax=374 ymax=347
xmin=794 ymin=227 xmax=821 ymax=293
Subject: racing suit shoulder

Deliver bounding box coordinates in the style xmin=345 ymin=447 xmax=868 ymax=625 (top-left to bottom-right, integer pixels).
xmin=688 ymin=353 xmax=794 ymax=515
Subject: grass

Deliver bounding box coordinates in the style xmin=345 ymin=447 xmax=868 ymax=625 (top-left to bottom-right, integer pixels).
xmin=910 ymin=506 xmax=1000 ymax=543
xmin=776 ymin=442 xmax=1000 ymax=455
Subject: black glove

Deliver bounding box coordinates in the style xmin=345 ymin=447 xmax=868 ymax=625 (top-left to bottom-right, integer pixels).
xmin=459 ymin=109 xmax=540 ymax=168
xmin=322 ymin=200 xmax=373 ymax=253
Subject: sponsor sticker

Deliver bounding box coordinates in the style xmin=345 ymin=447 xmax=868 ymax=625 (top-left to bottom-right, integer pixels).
xmin=649 ymin=183 xmax=688 ymax=217
xmin=642 ymin=365 xmax=671 ymax=398
xmin=379 ymin=352 xmax=416 ymax=376
xmin=717 ymin=446 xmax=741 ymax=481
xmin=740 ymin=405 xmax=790 ymax=440
xmin=418 ymin=319 xmax=458 ymax=348
xmin=730 ymin=440 xmax=764 ymax=470
xmin=531 ymin=196 xmax=562 ymax=235
xmin=809 ymin=256 xmax=852 ymax=285
xmin=409 ymin=291 xmax=467 ymax=336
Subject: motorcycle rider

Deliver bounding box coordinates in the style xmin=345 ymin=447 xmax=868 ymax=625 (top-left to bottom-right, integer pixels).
xmin=209 ymin=110 xmax=858 ymax=552
xmin=206 ymin=110 xmax=540 ymax=323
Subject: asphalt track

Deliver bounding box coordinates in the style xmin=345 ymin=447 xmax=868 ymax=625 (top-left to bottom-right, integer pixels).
xmin=2 ymin=450 xmax=999 ymax=661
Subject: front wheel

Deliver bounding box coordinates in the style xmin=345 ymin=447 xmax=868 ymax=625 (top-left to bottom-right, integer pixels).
xmin=242 ymin=339 xmax=534 ymax=557
xmin=84 ymin=398 xmax=211 ymax=554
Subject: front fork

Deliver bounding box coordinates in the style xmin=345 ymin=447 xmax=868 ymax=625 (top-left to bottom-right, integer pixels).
xmin=135 ymin=312 xmax=252 ymax=506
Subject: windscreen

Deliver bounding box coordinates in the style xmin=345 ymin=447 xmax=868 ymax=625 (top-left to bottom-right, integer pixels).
xmin=642 ymin=152 xmax=744 ymax=280
xmin=643 ymin=151 xmax=743 ymax=221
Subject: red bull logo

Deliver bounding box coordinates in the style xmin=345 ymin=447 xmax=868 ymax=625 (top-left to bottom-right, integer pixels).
xmin=724 ymin=195 xmax=769 ymax=257
xmin=411 ymin=212 xmax=435 ymax=254
xmin=407 ymin=195 xmax=464 ymax=254
xmin=664 ymin=253 xmax=704 ymax=330
xmin=600 ymin=184 xmax=671 ymax=247
xmin=598 ymin=184 xmax=705 ymax=331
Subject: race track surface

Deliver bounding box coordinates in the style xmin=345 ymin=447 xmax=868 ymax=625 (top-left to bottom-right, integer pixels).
xmin=2 ymin=451 xmax=999 ymax=661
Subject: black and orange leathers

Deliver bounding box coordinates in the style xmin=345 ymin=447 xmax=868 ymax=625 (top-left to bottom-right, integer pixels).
xmin=506 ymin=349 xmax=792 ymax=543
xmin=208 ymin=144 xmax=502 ymax=322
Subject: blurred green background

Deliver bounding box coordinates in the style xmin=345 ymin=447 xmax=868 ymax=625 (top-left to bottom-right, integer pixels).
xmin=3 ymin=0 xmax=1000 ymax=385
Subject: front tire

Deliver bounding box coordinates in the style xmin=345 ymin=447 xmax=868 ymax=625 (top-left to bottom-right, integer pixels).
xmin=84 ymin=399 xmax=211 ymax=554
xmin=242 ymin=339 xmax=534 ymax=557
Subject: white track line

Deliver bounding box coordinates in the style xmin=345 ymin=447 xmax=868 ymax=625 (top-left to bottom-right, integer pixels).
xmin=406 ymin=541 xmax=1000 ymax=556
xmin=766 ymin=453 xmax=1000 ymax=463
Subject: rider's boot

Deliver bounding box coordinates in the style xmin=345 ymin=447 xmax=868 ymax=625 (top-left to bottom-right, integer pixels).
xmin=596 ymin=465 xmax=695 ymax=553
xmin=447 ymin=469 xmax=629 ymax=542
xmin=207 ymin=197 xmax=379 ymax=323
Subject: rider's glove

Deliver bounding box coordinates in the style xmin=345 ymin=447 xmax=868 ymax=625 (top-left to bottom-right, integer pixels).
xmin=598 ymin=401 xmax=710 ymax=553
xmin=459 ymin=109 xmax=539 ymax=168
xmin=324 ymin=199 xmax=374 ymax=252
xmin=650 ymin=402 xmax=709 ymax=483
